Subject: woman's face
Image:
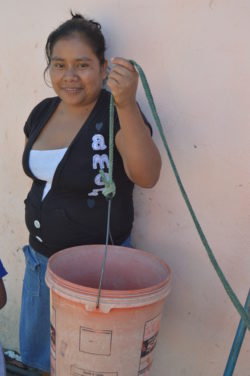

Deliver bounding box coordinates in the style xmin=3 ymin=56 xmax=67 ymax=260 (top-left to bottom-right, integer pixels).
xmin=49 ymin=34 xmax=107 ymax=108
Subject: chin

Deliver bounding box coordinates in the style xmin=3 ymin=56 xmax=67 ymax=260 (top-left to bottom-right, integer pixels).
xmin=61 ymin=94 xmax=86 ymax=106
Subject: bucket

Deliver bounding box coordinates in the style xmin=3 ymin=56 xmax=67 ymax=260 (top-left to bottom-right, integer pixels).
xmin=45 ymin=245 xmax=171 ymax=376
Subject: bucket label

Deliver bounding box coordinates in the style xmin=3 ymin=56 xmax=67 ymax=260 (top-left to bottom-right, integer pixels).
xmin=70 ymin=365 xmax=118 ymax=376
xmin=79 ymin=327 xmax=112 ymax=356
xmin=50 ymin=306 xmax=56 ymax=376
xmin=51 ymin=323 xmax=56 ymax=357
xmin=50 ymin=306 xmax=56 ymax=358
xmin=138 ymin=314 xmax=162 ymax=375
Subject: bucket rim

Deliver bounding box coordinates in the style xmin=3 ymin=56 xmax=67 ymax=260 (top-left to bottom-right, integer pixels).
xmin=46 ymin=244 xmax=172 ymax=298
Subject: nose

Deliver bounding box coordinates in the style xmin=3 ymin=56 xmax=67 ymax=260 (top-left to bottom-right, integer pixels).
xmin=63 ymin=67 xmax=78 ymax=80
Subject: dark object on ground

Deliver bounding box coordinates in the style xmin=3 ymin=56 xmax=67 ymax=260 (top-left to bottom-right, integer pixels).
xmin=4 ymin=349 xmax=42 ymax=375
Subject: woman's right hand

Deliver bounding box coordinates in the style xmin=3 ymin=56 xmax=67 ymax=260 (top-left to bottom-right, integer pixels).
xmin=107 ymin=57 xmax=139 ymax=109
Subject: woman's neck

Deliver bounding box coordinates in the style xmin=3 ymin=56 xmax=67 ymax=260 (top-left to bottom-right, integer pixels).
xmin=58 ymin=100 xmax=97 ymax=118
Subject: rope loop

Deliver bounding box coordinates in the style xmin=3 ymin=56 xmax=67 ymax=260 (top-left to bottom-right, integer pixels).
xmin=100 ymin=169 xmax=116 ymax=199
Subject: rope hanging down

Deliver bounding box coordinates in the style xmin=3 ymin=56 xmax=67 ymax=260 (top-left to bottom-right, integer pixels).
xmin=129 ymin=59 xmax=249 ymax=330
xmin=99 ymin=94 xmax=116 ymax=199
xmin=97 ymin=60 xmax=250 ymax=331
xmin=97 ymin=94 xmax=116 ymax=308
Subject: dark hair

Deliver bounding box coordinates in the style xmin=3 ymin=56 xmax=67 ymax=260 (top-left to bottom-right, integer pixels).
xmin=45 ymin=11 xmax=106 ymax=71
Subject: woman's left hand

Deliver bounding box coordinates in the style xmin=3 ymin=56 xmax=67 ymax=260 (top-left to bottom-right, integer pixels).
xmin=107 ymin=57 xmax=138 ymax=109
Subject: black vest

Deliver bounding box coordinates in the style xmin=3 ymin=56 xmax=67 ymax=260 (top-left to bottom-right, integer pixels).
xmin=22 ymin=89 xmax=137 ymax=258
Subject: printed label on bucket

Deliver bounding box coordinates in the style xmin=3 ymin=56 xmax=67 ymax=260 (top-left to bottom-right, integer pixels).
xmin=138 ymin=314 xmax=162 ymax=375
xmin=79 ymin=327 xmax=112 ymax=356
xmin=50 ymin=306 xmax=56 ymax=376
xmin=70 ymin=365 xmax=118 ymax=376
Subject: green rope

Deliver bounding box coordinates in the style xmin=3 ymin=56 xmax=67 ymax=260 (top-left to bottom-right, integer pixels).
xmin=129 ymin=59 xmax=250 ymax=330
xmin=97 ymin=95 xmax=116 ymax=307
xmin=98 ymin=60 xmax=249 ymax=329
xmin=100 ymin=94 xmax=116 ymax=199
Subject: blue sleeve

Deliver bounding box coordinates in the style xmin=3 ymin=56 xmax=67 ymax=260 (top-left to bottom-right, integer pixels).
xmin=0 ymin=260 xmax=7 ymax=278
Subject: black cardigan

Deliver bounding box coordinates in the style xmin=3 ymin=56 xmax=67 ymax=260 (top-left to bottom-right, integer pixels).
xmin=22 ymin=89 xmax=138 ymax=258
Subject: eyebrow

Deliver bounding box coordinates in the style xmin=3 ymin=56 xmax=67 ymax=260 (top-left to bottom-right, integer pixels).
xmin=51 ymin=56 xmax=92 ymax=62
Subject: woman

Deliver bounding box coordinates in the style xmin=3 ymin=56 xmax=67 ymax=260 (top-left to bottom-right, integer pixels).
xmin=20 ymin=12 xmax=161 ymax=375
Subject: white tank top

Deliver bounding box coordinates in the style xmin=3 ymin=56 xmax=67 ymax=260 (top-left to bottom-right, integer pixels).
xmin=29 ymin=148 xmax=67 ymax=200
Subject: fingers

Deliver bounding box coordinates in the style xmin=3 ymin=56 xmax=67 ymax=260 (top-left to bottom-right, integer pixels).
xmin=109 ymin=66 xmax=127 ymax=82
xmin=108 ymin=58 xmax=138 ymax=86
xmin=108 ymin=59 xmax=138 ymax=82
xmin=107 ymin=71 xmax=123 ymax=87
xmin=107 ymin=57 xmax=138 ymax=108
xmin=110 ymin=57 xmax=136 ymax=73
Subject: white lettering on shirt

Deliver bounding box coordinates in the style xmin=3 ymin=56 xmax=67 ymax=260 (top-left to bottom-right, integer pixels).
xmin=88 ymin=133 xmax=109 ymax=197
xmin=93 ymin=154 xmax=109 ymax=170
xmin=88 ymin=188 xmax=105 ymax=197
xmin=92 ymin=134 xmax=107 ymax=151
xmin=95 ymin=172 xmax=109 ymax=186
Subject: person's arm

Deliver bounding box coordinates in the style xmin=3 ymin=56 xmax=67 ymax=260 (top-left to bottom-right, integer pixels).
xmin=0 ymin=279 xmax=7 ymax=309
xmin=107 ymin=58 xmax=161 ymax=188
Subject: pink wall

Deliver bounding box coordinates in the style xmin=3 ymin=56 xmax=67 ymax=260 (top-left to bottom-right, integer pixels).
xmin=0 ymin=1 xmax=249 ymax=375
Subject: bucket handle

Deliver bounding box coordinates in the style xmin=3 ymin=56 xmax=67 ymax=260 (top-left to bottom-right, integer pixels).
xmin=96 ymin=198 xmax=112 ymax=308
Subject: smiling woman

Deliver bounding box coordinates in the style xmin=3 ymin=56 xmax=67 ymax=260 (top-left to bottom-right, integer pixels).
xmin=48 ymin=37 xmax=107 ymax=108
xmin=20 ymin=11 xmax=161 ymax=374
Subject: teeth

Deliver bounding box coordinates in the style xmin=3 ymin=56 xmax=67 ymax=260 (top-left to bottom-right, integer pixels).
xmin=64 ymin=88 xmax=81 ymax=92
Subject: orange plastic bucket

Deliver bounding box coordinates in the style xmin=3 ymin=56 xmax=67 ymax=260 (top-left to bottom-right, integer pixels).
xmin=45 ymin=245 xmax=171 ymax=376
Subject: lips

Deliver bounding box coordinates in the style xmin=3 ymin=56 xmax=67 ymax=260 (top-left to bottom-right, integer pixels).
xmin=62 ymin=87 xmax=83 ymax=94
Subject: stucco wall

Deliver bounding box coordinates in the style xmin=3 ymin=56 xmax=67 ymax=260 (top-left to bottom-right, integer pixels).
xmin=0 ymin=1 xmax=249 ymax=375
